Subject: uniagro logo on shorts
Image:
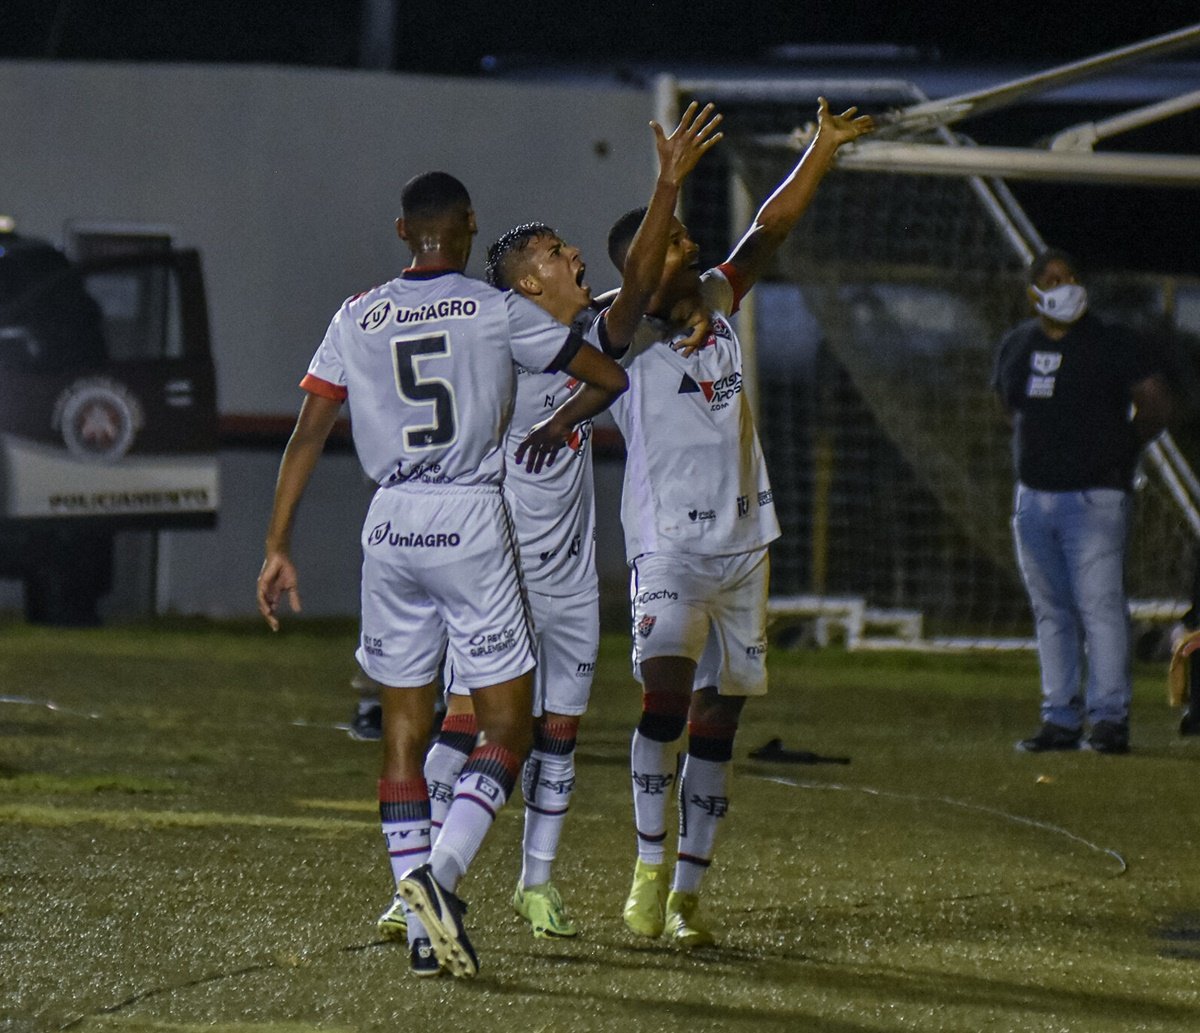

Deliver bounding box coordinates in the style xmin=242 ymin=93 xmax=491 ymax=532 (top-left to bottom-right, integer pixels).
xmin=367 ymin=520 xmax=461 ymax=548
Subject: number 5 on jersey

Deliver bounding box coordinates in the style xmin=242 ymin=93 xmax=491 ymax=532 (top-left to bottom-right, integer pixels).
xmin=392 ymin=332 xmax=459 ymax=450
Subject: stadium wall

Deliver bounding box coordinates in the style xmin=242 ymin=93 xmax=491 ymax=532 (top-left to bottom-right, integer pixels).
xmin=0 ymin=60 xmax=652 ymax=617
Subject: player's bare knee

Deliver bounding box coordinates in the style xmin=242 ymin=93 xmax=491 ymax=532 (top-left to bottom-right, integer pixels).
xmin=536 ymin=713 xmax=580 ymax=750
xmin=689 ymin=687 xmax=745 ymax=729
xmin=637 ymin=687 xmax=690 ymax=743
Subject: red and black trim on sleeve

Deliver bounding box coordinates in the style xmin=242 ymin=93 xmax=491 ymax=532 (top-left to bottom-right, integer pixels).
xmin=545 ymin=329 xmax=586 ymax=374
xmin=299 ymin=373 xmax=348 ymax=401
xmin=715 ymin=261 xmax=750 ymax=315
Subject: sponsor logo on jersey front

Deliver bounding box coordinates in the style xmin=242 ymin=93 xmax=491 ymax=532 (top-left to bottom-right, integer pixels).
xmin=367 ymin=520 xmax=461 ymax=548
xmin=576 ymin=661 xmax=595 ymax=675
xmin=745 ymin=641 xmax=768 ymax=658
xmin=677 ymin=370 xmax=742 ymax=411
xmin=688 ymin=508 xmax=716 ymax=522
xmin=737 ymin=495 xmax=749 ymax=517
xmin=758 ymin=490 xmax=774 ymax=507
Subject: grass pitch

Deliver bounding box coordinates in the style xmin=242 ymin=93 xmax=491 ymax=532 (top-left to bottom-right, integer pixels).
xmin=1 ymin=618 xmax=1198 ymax=1032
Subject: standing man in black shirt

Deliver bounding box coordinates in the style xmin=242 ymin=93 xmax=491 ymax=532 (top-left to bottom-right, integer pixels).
xmin=993 ymin=249 xmax=1172 ymax=754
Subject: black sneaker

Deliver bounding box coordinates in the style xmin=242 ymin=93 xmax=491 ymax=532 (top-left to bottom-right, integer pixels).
xmin=1181 ymin=709 xmax=1200 ymax=737
xmin=1086 ymin=721 xmax=1130 ymax=755
xmin=1016 ymin=722 xmax=1082 ymax=753
xmin=409 ymin=936 xmax=441 ymax=977
xmin=397 ymin=864 xmax=479 ymax=979
xmin=348 ymin=700 xmax=382 ymax=742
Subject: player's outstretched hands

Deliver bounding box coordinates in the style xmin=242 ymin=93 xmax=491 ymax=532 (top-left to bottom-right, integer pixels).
xmin=815 ymin=95 xmax=875 ymax=147
xmin=257 ymin=552 xmax=302 ymax=632
xmin=515 ymin=416 xmax=570 ymax=475
xmin=652 ymin=101 xmax=724 ymax=188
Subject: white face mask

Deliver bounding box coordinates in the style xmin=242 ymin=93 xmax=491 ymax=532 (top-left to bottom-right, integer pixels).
xmin=1032 ymin=283 xmax=1087 ymax=324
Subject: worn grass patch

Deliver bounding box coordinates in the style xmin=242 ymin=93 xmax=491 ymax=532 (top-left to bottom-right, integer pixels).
xmin=1 ymin=618 xmax=1198 ymax=1033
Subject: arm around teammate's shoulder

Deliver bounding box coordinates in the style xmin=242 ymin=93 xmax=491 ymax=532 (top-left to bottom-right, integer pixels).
xmin=565 ymin=340 xmax=628 ymax=395
xmin=514 ymin=346 xmax=627 ymax=473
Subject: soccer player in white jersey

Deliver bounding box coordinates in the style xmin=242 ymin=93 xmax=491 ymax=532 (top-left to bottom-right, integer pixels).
xmin=400 ymin=104 xmax=724 ymax=943
xmin=256 ymin=171 xmax=627 ymax=979
xmin=603 ymin=98 xmax=875 ymax=948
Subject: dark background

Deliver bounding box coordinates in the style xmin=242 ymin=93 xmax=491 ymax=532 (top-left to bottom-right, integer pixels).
xmin=0 ymin=1 xmax=1195 ymax=71
xmin=2 ymin=0 xmax=1198 ymax=274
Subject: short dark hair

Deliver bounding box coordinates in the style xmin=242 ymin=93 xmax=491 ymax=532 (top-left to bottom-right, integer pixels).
xmin=485 ymin=222 xmax=556 ymax=289
xmin=400 ymin=171 xmax=471 ymax=221
xmin=607 ymin=207 xmax=648 ymax=273
xmin=1028 ymin=248 xmax=1080 ymax=285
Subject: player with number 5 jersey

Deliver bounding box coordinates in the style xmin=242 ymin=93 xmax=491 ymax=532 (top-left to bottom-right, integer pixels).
xmin=420 ymin=102 xmax=724 ymax=943
xmin=256 ymin=171 xmax=626 ymax=979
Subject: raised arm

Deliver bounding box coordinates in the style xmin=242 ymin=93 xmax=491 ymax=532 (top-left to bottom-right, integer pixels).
xmin=256 ymin=392 xmax=343 ymax=630
xmin=603 ymin=102 xmax=724 ymax=351
xmin=725 ymin=97 xmax=874 ymax=293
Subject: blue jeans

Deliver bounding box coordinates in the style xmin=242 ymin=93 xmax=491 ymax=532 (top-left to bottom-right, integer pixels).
xmin=1012 ymin=483 xmax=1133 ymax=729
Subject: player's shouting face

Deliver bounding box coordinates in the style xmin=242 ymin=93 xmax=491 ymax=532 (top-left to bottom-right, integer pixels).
xmin=522 ymin=233 xmax=592 ymax=316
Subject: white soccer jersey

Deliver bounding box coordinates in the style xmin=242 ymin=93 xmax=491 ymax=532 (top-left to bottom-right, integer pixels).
xmin=609 ymin=267 xmax=780 ymax=559
xmin=302 ymin=270 xmax=578 ymax=488
xmin=502 ymin=307 xmax=599 ymax=595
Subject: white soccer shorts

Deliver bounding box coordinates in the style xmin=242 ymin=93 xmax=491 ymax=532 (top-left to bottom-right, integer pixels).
xmin=447 ymin=584 xmax=599 ymax=717
xmin=629 ymin=547 xmax=769 ymax=697
xmin=356 ymin=486 xmax=535 ymax=690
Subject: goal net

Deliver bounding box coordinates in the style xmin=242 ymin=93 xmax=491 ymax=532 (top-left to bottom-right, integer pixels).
xmin=673 ymin=82 xmax=1200 ymax=649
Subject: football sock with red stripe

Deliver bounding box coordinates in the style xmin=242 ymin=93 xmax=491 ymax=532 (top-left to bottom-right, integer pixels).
xmin=379 ymin=777 xmax=431 ymax=885
xmin=431 ymin=743 xmax=521 ymax=892
xmin=520 ymin=720 xmax=577 ymax=887
xmin=424 ymin=711 xmax=477 ymax=842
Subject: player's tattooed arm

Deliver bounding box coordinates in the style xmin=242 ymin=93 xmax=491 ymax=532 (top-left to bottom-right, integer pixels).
xmin=257 ymin=392 xmax=342 ymax=631
xmin=604 ymin=102 xmax=723 ymax=353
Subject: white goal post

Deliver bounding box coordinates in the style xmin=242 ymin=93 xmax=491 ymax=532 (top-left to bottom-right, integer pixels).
xmin=655 ymin=26 xmax=1200 ymax=650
